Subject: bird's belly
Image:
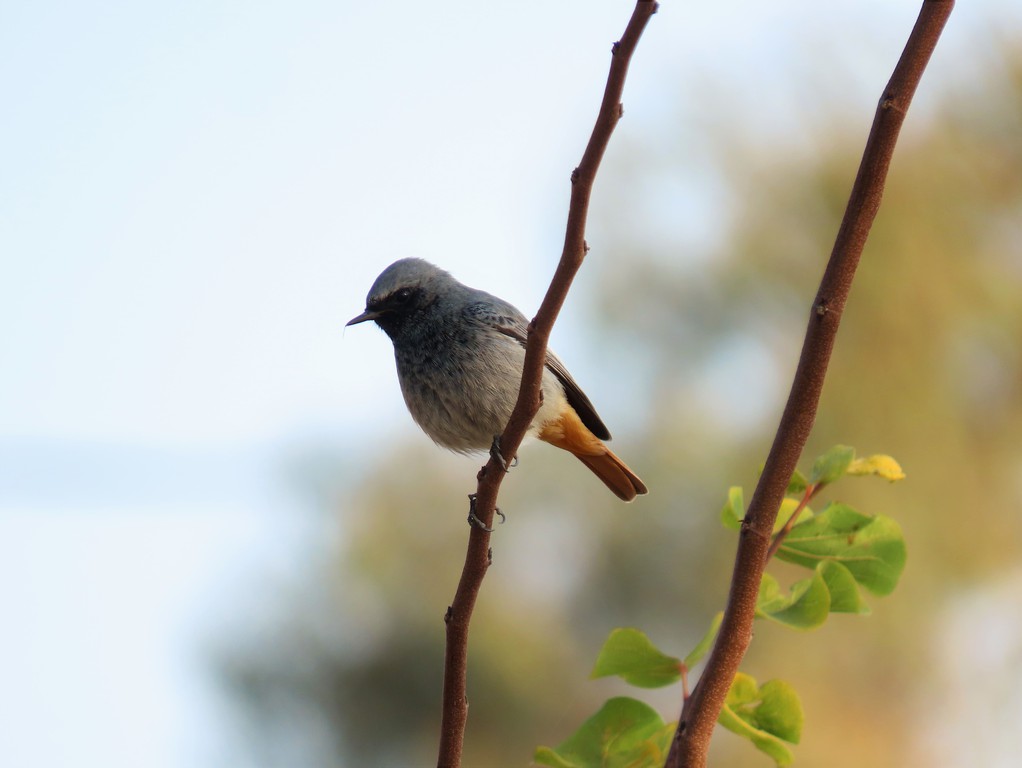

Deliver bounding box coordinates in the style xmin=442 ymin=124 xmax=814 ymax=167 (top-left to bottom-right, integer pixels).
xmin=395 ymin=343 xmax=565 ymax=454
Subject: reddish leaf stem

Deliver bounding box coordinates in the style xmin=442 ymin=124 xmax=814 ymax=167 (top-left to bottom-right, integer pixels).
xmin=764 ymin=483 xmax=819 ymax=562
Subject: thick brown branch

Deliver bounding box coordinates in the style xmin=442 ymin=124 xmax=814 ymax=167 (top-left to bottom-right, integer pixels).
xmin=667 ymin=2 xmax=954 ymax=766
xmin=436 ymin=3 xmax=658 ymax=767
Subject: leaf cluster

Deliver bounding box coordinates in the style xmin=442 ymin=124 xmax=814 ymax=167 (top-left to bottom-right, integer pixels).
xmin=536 ymin=446 xmax=906 ymax=766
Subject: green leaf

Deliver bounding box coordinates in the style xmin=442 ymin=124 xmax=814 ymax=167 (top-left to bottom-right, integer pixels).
xmin=718 ymin=673 xmax=804 ymax=766
xmin=808 ymin=444 xmax=856 ymax=485
xmin=756 ymin=571 xmax=830 ymax=629
xmin=728 ymin=670 xmax=758 ymax=703
xmin=683 ymin=612 xmax=723 ymax=669
xmin=777 ymin=503 xmax=907 ymax=596
xmin=786 ymin=468 xmax=809 ymax=496
xmin=847 ymin=454 xmax=906 ymax=481
xmin=817 ymin=560 xmax=871 ymax=615
xmin=759 ymin=562 xmax=870 ymax=626
xmin=753 ymin=680 xmax=804 ymax=744
xmin=591 ymin=628 xmax=682 ymax=688
xmin=720 ymin=486 xmax=745 ymax=531
xmin=534 ymin=697 xmax=672 ymax=768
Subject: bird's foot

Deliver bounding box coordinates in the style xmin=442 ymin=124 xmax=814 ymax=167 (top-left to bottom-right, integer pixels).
xmin=467 ymin=493 xmax=506 ymax=532
xmin=489 ymin=435 xmax=518 ymax=472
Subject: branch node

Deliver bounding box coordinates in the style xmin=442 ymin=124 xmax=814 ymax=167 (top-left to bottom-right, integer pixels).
xmin=570 ymin=166 xmax=581 ymax=184
xmin=740 ymin=517 xmax=772 ymax=544
xmin=444 ymin=606 xmax=453 ymax=624
xmin=611 ymin=40 xmax=621 ymax=55
xmin=815 ymin=299 xmax=829 ymax=317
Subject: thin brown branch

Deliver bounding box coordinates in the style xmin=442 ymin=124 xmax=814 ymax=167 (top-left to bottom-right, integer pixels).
xmin=436 ymin=3 xmax=658 ymax=767
xmin=667 ymin=2 xmax=954 ymax=766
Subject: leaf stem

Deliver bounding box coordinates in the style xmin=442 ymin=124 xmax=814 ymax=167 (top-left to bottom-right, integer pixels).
xmin=765 ymin=483 xmax=822 ymax=562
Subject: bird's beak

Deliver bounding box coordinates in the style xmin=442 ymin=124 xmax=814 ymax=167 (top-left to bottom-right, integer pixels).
xmin=346 ymin=308 xmax=383 ymax=326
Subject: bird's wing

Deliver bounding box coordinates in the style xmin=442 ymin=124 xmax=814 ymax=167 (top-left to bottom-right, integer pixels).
xmin=464 ymin=296 xmax=612 ymax=441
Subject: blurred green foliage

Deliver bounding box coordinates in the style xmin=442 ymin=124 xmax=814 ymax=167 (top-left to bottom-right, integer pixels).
xmin=216 ymin=46 xmax=1022 ymax=768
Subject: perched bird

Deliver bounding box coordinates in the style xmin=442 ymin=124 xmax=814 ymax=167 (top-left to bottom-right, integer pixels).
xmin=347 ymin=258 xmax=647 ymax=501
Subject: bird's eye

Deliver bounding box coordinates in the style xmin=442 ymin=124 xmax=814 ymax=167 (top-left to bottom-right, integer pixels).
xmin=393 ymin=287 xmax=413 ymax=303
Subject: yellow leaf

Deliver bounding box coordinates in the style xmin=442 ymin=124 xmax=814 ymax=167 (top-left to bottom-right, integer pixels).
xmin=847 ymin=454 xmax=906 ymax=482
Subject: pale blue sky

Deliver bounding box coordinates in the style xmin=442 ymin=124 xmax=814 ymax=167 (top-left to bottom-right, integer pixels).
xmin=0 ymin=1 xmax=1016 ymax=766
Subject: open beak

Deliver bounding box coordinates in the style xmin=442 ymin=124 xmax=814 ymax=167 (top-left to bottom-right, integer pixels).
xmin=346 ymin=308 xmax=383 ymax=326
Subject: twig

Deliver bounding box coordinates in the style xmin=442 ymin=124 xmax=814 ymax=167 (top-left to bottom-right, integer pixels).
xmin=764 ymin=482 xmax=818 ymax=563
xmin=666 ymin=2 xmax=954 ymax=766
xmin=435 ymin=3 xmax=658 ymax=767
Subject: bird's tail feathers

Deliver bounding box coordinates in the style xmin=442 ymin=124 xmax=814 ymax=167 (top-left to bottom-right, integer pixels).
xmin=538 ymin=407 xmax=648 ymax=502
xmin=575 ymin=448 xmax=648 ymax=502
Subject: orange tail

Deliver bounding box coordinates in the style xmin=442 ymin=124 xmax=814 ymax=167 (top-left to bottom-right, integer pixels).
xmin=538 ymin=407 xmax=648 ymax=502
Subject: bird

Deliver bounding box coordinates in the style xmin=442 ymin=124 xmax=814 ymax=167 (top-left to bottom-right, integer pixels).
xmin=346 ymin=258 xmax=647 ymax=502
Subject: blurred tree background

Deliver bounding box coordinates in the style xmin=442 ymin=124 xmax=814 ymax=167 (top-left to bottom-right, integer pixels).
xmin=214 ymin=41 xmax=1022 ymax=768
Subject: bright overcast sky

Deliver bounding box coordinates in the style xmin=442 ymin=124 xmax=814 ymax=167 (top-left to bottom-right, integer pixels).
xmin=0 ymin=1 xmax=1015 ymax=766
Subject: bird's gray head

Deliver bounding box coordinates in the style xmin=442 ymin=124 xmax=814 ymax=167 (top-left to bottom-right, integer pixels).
xmin=346 ymin=258 xmax=457 ymax=338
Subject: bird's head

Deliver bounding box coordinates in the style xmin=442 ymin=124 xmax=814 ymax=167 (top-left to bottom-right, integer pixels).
xmin=346 ymin=258 xmax=453 ymax=339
